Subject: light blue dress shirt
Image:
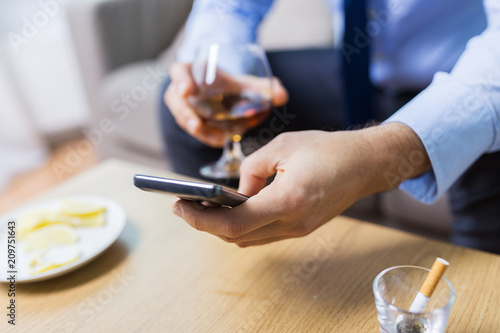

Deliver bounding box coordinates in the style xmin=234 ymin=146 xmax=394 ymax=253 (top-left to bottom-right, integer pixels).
xmin=177 ymin=0 xmax=500 ymax=204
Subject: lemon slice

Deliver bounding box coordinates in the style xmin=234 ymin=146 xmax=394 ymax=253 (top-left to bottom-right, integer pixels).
xmin=61 ymin=201 xmax=106 ymax=217
xmin=60 ymin=201 xmax=107 ymax=227
xmin=18 ymin=200 xmax=106 ymax=239
xmin=29 ymin=244 xmax=80 ymax=274
xmin=18 ymin=210 xmax=53 ymax=240
xmin=18 ymin=209 xmax=81 ymax=239
xmin=59 ymin=211 xmax=106 ymax=227
xmin=24 ymin=224 xmax=78 ymax=252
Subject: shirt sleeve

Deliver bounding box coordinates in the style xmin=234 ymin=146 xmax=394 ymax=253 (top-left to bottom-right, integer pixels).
xmin=177 ymin=0 xmax=275 ymax=63
xmin=384 ymin=0 xmax=500 ymax=204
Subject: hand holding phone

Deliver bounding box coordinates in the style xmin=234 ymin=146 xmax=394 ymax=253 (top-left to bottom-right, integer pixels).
xmin=134 ymin=174 xmax=248 ymax=208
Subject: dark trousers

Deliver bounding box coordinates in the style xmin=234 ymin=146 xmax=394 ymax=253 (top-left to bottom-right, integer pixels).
xmin=159 ymin=48 xmax=500 ymax=254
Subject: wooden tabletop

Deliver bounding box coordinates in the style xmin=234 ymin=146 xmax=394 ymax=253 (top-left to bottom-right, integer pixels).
xmin=1 ymin=159 xmax=499 ymax=332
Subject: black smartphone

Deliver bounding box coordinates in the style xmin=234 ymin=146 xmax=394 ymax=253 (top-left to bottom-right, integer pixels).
xmin=133 ymin=174 xmax=248 ymax=208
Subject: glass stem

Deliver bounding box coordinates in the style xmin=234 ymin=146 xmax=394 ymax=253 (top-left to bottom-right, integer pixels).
xmin=221 ymin=135 xmax=244 ymax=172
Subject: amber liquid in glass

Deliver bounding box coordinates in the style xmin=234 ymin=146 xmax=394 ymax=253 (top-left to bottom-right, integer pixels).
xmin=194 ymin=92 xmax=271 ymax=135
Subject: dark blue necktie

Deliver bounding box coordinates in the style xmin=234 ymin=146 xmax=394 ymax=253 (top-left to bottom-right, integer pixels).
xmin=342 ymin=0 xmax=373 ymax=127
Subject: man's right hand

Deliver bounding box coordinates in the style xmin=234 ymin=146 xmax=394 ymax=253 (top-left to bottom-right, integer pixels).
xmin=164 ymin=62 xmax=289 ymax=148
xmin=172 ymin=123 xmax=432 ymax=247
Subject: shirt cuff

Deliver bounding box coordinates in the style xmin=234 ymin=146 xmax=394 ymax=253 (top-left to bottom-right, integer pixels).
xmin=384 ymin=72 xmax=497 ymax=204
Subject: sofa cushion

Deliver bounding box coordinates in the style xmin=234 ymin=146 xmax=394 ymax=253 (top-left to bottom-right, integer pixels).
xmin=100 ymin=60 xmax=167 ymax=157
xmin=97 ymin=0 xmax=193 ymax=71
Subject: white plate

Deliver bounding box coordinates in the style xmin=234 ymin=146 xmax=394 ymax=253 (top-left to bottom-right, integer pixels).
xmin=0 ymin=196 xmax=126 ymax=283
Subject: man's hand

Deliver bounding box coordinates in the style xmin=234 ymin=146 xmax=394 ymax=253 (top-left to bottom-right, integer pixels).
xmin=164 ymin=62 xmax=289 ymax=147
xmin=172 ymin=123 xmax=431 ymax=246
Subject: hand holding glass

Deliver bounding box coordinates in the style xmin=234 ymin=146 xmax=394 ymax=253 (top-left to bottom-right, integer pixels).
xmin=190 ymin=43 xmax=273 ymax=179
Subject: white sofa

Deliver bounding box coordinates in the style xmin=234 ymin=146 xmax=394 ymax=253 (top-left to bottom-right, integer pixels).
xmin=67 ymin=0 xmax=453 ymax=240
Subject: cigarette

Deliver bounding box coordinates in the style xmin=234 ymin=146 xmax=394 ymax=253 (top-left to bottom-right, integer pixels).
xmin=409 ymin=258 xmax=449 ymax=313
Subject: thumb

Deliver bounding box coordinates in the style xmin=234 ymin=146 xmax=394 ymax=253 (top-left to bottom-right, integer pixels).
xmin=238 ymin=139 xmax=286 ymax=196
xmin=271 ymin=77 xmax=289 ymax=107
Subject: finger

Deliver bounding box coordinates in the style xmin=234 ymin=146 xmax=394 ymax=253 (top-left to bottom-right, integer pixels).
xmin=220 ymin=219 xmax=297 ymax=244
xmin=271 ymin=77 xmax=289 ymax=107
xmin=236 ymin=75 xmax=287 ymax=107
xmin=165 ymin=86 xmax=202 ymax=135
xmin=173 ymin=196 xmax=279 ymax=238
xmin=165 ymin=86 xmax=225 ymax=147
xmin=195 ymin=127 xmax=226 ymax=147
xmin=235 ymin=235 xmax=292 ymax=248
xmin=165 ymin=86 xmax=199 ymax=129
xmin=238 ymin=137 xmax=288 ymax=196
xmin=168 ymin=63 xmax=221 ymax=144
xmin=169 ymin=62 xmax=197 ymax=97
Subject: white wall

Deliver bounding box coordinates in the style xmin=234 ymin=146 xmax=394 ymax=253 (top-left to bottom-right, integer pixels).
xmin=3 ymin=0 xmax=90 ymax=137
xmin=0 ymin=50 xmax=48 ymax=191
xmin=0 ymin=1 xmax=90 ymax=189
